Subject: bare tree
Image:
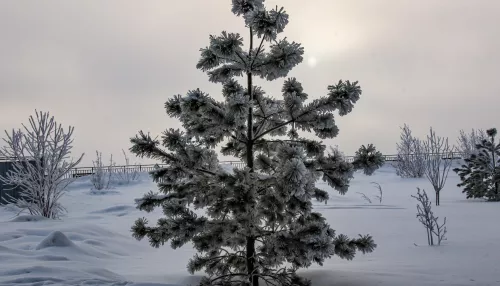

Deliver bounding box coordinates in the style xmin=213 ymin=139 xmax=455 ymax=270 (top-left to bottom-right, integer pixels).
xmin=91 ymin=151 xmax=114 ymax=191
xmin=395 ymin=124 xmax=425 ymax=178
xmin=456 ymin=128 xmax=486 ymax=160
xmin=0 ymin=111 xmax=84 ymax=218
xmin=411 ymin=188 xmax=447 ymax=246
xmin=423 ymin=127 xmax=454 ymax=206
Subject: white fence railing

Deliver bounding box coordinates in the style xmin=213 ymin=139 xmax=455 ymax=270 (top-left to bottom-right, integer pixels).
xmin=64 ymin=151 xmax=465 ymax=178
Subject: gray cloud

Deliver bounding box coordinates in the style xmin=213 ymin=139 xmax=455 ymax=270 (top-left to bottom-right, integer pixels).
xmin=1 ymin=0 xmax=499 ymax=165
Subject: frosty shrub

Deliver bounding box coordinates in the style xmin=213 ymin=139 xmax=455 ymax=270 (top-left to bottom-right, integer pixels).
xmin=395 ymin=124 xmax=425 ymax=178
xmin=454 ymin=128 xmax=500 ymax=201
xmin=411 ymin=188 xmax=447 ymax=246
xmin=0 ymin=111 xmax=84 ymax=219
xmin=422 ymin=128 xmax=454 ymax=206
xmin=129 ymin=1 xmax=383 ymax=285
xmin=91 ymin=151 xmax=114 ymax=191
xmin=115 ymin=149 xmax=139 ymax=185
xmin=456 ymin=128 xmax=486 ymax=160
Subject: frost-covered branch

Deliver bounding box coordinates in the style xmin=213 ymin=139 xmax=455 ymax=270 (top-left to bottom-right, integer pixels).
xmin=252 ymin=79 xmax=361 ymax=142
xmin=411 ymin=188 xmax=447 ymax=246
xmin=432 ymin=216 xmax=447 ymax=245
xmin=0 ymin=110 xmax=84 ymax=219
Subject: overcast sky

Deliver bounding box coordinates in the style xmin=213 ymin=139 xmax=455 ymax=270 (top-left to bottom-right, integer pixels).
xmin=1 ymin=0 xmax=499 ymax=166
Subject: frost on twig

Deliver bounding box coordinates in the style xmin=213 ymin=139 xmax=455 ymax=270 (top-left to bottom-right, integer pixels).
xmin=356 ymin=192 xmax=372 ymax=204
xmin=411 ymin=188 xmax=447 ymax=246
xmin=371 ymin=182 xmax=383 ymax=204
xmin=432 ymin=216 xmax=447 ymax=245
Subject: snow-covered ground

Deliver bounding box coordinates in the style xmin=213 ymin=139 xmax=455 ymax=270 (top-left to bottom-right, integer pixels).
xmin=1 ymin=163 xmax=499 ymax=286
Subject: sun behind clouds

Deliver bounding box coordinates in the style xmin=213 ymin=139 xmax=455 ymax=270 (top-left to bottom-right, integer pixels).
xmin=307 ymin=56 xmax=318 ymax=68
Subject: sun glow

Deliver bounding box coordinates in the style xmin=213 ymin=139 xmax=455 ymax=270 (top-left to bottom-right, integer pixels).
xmin=307 ymin=57 xmax=318 ymax=68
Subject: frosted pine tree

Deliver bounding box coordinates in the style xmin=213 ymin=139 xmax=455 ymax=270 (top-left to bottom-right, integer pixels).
xmin=454 ymin=128 xmax=500 ymax=201
xmin=130 ymin=1 xmax=384 ymax=285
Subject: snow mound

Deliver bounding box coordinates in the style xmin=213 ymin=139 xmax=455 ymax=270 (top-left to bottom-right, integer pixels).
xmin=10 ymin=215 xmax=49 ymax=222
xmin=35 ymin=231 xmax=76 ymax=250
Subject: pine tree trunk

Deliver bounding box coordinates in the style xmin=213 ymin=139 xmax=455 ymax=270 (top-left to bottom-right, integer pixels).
xmin=435 ymin=191 xmax=439 ymax=206
xmin=246 ymin=236 xmax=257 ymax=285
xmin=245 ymin=27 xmax=259 ymax=286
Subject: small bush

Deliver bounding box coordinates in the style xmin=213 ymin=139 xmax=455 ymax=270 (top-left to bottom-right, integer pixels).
xmin=114 ymin=149 xmax=139 ymax=185
xmin=412 ymin=188 xmax=447 ymax=246
xmin=91 ymin=151 xmax=114 ymax=191
xmin=395 ymin=124 xmax=425 ymax=178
